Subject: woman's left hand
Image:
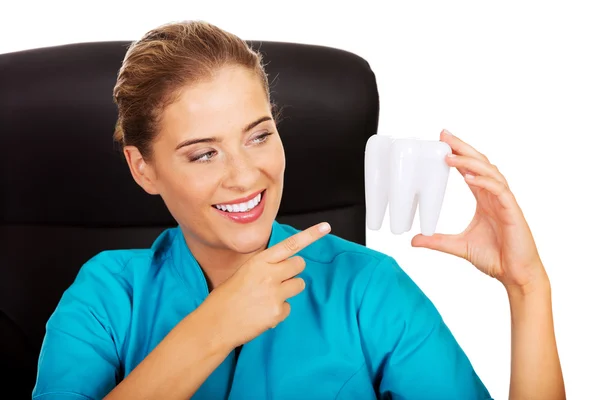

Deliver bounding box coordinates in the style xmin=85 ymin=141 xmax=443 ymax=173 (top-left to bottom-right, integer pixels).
xmin=411 ymin=129 xmax=548 ymax=294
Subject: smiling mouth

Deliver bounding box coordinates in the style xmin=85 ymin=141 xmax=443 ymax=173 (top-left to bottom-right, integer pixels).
xmin=212 ymin=190 xmax=266 ymax=213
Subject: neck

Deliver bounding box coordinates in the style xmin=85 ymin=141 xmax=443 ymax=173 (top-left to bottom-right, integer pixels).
xmin=184 ymin=233 xmax=268 ymax=292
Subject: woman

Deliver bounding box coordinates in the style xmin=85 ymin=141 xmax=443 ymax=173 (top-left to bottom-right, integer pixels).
xmin=32 ymin=21 xmax=564 ymax=399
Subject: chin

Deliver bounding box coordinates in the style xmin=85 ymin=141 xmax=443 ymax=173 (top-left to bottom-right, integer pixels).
xmin=226 ymin=221 xmax=273 ymax=253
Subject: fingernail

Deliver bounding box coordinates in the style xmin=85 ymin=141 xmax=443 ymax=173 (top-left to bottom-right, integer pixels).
xmin=318 ymin=222 xmax=331 ymax=233
xmin=465 ymin=173 xmax=474 ymax=180
xmin=443 ymin=129 xmax=453 ymax=136
xmin=447 ymin=153 xmax=456 ymax=158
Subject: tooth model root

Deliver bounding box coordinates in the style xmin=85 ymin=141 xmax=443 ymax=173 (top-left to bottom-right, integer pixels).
xmin=364 ymin=135 xmax=393 ymax=230
xmin=418 ymin=157 xmax=450 ymax=236
xmin=389 ymin=142 xmax=419 ymax=235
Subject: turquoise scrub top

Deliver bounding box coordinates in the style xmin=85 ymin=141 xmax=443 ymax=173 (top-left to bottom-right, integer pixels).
xmin=33 ymin=220 xmax=493 ymax=399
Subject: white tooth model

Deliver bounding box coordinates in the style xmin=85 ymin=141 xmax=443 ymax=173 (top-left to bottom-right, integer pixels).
xmin=365 ymin=135 xmax=451 ymax=236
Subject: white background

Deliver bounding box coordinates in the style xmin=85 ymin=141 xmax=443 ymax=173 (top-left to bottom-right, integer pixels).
xmin=2 ymin=0 xmax=599 ymax=398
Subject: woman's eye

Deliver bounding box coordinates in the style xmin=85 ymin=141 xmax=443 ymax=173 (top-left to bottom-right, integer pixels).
xmin=189 ymin=133 xmax=271 ymax=162
xmin=251 ymin=132 xmax=273 ymax=144
xmin=190 ymin=150 xmax=217 ymax=163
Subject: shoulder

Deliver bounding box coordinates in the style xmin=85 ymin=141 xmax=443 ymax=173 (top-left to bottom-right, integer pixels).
xmin=276 ymin=221 xmax=388 ymax=261
xmin=274 ymin=221 xmax=433 ymax=304
xmin=74 ymin=228 xmax=176 ymax=282
xmin=273 ymin=221 xmax=398 ymax=282
xmin=50 ymin=227 xmax=179 ymax=321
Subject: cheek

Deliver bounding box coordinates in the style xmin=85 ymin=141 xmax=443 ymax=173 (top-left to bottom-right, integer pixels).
xmin=264 ymin=140 xmax=286 ymax=180
xmin=163 ymin=163 xmax=221 ymax=206
xmin=183 ymin=169 xmax=221 ymax=202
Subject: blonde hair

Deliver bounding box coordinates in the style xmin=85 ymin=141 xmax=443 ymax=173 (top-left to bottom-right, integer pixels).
xmin=112 ymin=20 xmax=272 ymax=158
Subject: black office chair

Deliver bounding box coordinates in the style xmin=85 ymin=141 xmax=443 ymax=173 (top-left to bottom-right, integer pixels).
xmin=0 ymin=40 xmax=379 ymax=397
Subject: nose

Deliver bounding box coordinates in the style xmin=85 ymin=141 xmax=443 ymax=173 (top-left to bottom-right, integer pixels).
xmin=221 ymin=151 xmax=261 ymax=192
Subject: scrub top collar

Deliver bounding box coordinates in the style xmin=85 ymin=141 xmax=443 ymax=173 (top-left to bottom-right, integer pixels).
xmin=168 ymin=220 xmax=284 ymax=303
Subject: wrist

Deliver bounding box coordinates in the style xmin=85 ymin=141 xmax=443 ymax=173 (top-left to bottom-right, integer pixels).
xmin=504 ymin=262 xmax=550 ymax=300
xmin=505 ymin=273 xmax=551 ymax=309
xmin=505 ymin=265 xmax=554 ymax=338
xmin=190 ymin=300 xmax=235 ymax=357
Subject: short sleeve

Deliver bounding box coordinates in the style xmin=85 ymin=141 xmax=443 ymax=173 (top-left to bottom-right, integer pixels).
xmin=357 ymin=255 xmax=493 ymax=400
xmin=33 ymin=255 xmax=131 ymax=400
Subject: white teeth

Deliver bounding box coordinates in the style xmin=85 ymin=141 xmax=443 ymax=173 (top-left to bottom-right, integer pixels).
xmin=215 ymin=192 xmax=263 ymax=213
xmin=365 ymin=135 xmax=451 ymax=236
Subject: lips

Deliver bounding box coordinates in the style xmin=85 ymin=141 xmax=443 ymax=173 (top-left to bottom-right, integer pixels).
xmin=212 ymin=190 xmax=267 ymax=224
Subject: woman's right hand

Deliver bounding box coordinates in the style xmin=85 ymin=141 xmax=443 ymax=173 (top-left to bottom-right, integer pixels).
xmin=201 ymin=222 xmax=331 ymax=350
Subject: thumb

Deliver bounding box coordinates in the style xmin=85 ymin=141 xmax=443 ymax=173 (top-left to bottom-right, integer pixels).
xmin=411 ymin=233 xmax=467 ymax=260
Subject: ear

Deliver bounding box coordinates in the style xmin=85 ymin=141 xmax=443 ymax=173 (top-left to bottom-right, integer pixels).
xmin=123 ymin=146 xmax=160 ymax=195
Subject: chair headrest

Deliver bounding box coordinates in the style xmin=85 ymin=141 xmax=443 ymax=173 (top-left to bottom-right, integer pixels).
xmin=0 ymin=40 xmax=379 ymax=239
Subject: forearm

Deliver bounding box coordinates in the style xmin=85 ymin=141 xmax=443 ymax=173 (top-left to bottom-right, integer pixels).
xmin=506 ymin=267 xmax=565 ymax=400
xmin=104 ymin=304 xmax=231 ymax=400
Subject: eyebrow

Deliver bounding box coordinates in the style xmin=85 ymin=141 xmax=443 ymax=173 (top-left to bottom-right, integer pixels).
xmin=175 ymin=115 xmax=273 ymax=150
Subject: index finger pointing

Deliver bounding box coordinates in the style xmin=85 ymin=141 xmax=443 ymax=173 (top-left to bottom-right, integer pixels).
xmin=263 ymin=222 xmax=331 ymax=262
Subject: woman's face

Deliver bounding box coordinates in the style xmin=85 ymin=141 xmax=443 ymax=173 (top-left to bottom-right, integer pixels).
xmin=127 ymin=65 xmax=285 ymax=254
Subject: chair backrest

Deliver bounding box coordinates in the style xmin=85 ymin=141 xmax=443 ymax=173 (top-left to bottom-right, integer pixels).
xmin=0 ymin=40 xmax=379 ymax=394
